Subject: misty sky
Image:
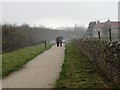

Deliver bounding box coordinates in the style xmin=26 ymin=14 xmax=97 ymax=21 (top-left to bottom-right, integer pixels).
xmin=1 ymin=1 xmax=118 ymax=28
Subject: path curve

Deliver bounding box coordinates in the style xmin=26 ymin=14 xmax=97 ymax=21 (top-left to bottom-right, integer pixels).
xmin=2 ymin=44 xmax=65 ymax=88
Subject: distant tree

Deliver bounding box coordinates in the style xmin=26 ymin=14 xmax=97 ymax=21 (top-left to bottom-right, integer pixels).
xmin=2 ymin=23 xmax=86 ymax=53
xmin=2 ymin=24 xmax=25 ymax=52
xmin=86 ymin=21 xmax=96 ymax=37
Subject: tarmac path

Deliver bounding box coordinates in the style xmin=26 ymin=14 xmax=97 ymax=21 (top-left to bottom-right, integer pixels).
xmin=2 ymin=44 xmax=65 ymax=88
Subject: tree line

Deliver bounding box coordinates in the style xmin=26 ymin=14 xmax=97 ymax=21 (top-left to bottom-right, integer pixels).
xmin=1 ymin=24 xmax=85 ymax=53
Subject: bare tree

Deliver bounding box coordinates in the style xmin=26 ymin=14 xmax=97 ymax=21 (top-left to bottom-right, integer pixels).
xmin=86 ymin=21 xmax=96 ymax=37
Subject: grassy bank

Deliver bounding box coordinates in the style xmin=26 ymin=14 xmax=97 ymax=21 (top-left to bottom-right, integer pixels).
xmin=55 ymin=42 xmax=115 ymax=88
xmin=2 ymin=44 xmax=53 ymax=77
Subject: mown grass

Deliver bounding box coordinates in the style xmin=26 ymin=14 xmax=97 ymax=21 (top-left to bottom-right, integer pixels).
xmin=55 ymin=42 xmax=115 ymax=88
xmin=2 ymin=44 xmax=53 ymax=78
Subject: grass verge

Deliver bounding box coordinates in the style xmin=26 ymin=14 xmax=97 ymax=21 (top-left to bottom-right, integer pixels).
xmin=55 ymin=42 xmax=115 ymax=88
xmin=2 ymin=43 xmax=53 ymax=78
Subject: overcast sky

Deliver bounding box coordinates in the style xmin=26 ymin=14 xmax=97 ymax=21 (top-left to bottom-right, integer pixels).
xmin=1 ymin=1 xmax=118 ymax=28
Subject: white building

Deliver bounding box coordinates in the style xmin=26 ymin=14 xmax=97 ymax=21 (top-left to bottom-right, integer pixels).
xmin=93 ymin=20 xmax=120 ymax=41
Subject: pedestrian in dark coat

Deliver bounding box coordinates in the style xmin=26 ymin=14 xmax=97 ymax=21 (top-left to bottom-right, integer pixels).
xmin=56 ymin=36 xmax=63 ymax=47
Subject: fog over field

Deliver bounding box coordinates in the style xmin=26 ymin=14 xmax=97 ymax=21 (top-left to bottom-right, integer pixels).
xmin=0 ymin=1 xmax=119 ymax=52
xmin=2 ymin=2 xmax=118 ymax=28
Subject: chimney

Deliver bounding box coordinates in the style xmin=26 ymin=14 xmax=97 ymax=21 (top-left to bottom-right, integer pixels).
xmin=97 ymin=20 xmax=100 ymax=24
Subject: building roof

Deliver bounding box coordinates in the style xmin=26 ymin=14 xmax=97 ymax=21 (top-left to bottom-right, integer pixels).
xmin=94 ymin=21 xmax=120 ymax=29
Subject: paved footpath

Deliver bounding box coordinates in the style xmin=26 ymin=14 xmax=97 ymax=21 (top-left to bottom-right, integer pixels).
xmin=2 ymin=44 xmax=65 ymax=88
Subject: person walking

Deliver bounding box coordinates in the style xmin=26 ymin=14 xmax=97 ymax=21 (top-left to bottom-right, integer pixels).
xmin=56 ymin=36 xmax=63 ymax=47
xmin=56 ymin=37 xmax=60 ymax=47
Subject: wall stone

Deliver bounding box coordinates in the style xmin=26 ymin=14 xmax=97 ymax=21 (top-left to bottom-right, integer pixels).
xmin=75 ymin=39 xmax=120 ymax=86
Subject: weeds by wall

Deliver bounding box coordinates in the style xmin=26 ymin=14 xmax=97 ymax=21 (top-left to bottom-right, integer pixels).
xmin=75 ymin=39 xmax=120 ymax=86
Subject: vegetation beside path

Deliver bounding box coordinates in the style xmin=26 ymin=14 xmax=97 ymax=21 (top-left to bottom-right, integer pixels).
xmin=2 ymin=44 xmax=53 ymax=78
xmin=55 ymin=42 xmax=115 ymax=88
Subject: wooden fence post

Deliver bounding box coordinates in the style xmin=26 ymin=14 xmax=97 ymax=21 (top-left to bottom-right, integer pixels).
xmin=45 ymin=41 xmax=47 ymax=48
xmin=98 ymin=31 xmax=101 ymax=40
xmin=109 ymin=28 xmax=112 ymax=41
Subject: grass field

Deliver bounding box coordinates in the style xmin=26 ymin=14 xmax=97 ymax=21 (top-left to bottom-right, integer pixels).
xmin=55 ymin=42 xmax=115 ymax=88
xmin=2 ymin=44 xmax=53 ymax=78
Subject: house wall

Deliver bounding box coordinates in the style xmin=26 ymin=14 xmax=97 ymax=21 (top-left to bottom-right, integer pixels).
xmin=93 ymin=26 xmax=118 ymax=41
xmin=111 ymin=28 xmax=118 ymax=41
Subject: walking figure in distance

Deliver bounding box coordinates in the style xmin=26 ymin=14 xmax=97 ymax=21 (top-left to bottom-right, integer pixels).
xmin=56 ymin=36 xmax=63 ymax=47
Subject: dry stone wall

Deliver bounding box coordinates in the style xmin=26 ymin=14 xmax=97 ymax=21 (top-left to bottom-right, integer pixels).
xmin=75 ymin=39 xmax=120 ymax=86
